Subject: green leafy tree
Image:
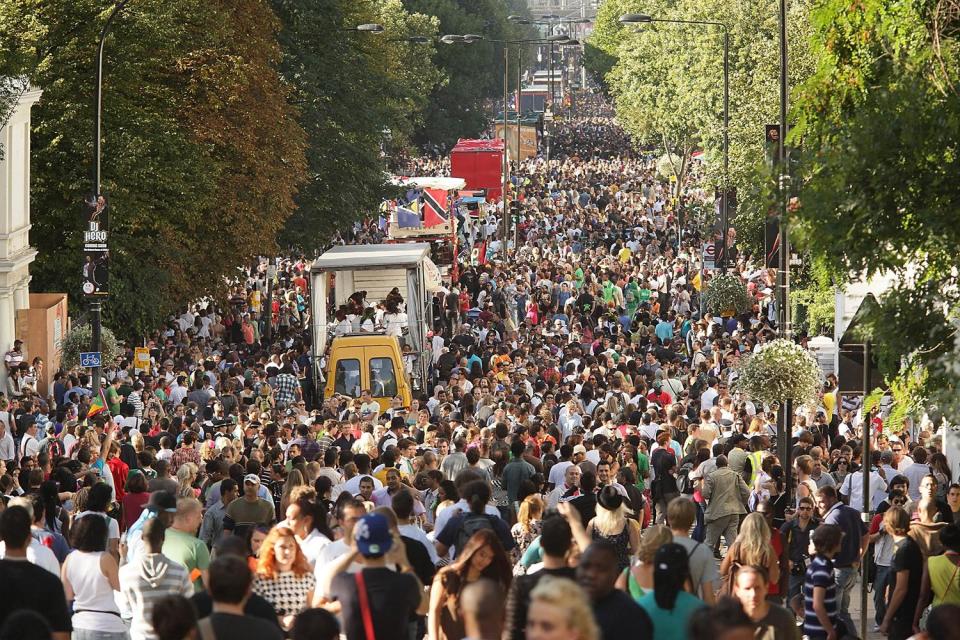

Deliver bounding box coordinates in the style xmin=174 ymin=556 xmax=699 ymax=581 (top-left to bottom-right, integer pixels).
xmin=594 ymin=0 xmax=815 ymax=256
xmin=4 ymin=0 xmax=306 ymax=337
xmin=583 ymin=0 xmax=639 ymax=89
xmin=790 ymin=0 xmax=960 ymax=412
xmin=272 ymin=0 xmax=443 ymax=250
xmin=401 ymin=0 xmax=528 ymax=150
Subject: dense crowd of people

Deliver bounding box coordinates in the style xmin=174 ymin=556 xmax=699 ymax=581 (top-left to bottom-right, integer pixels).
xmin=0 ymin=91 xmax=957 ymax=640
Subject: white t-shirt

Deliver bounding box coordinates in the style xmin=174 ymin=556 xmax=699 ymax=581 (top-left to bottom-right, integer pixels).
xmin=76 ymin=510 xmax=120 ymax=541
xmin=840 ymin=470 xmax=888 ymax=512
xmin=296 ymin=528 xmax=331 ymax=567
xmin=548 ymin=461 xmax=573 ymax=488
xmin=432 ymin=499 xmax=501 ymax=542
xmin=700 ymin=387 xmax=719 ymax=411
xmin=20 ymin=433 xmax=39 ymax=458
xmin=0 ymin=539 xmax=60 ymax=576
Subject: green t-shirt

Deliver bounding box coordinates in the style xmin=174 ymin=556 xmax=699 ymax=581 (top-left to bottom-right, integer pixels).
xmin=162 ymin=527 xmax=211 ymax=592
xmin=105 ymin=386 xmax=121 ymax=416
xmin=638 ymin=288 xmax=652 ymax=303
xmin=636 ymin=453 xmax=650 ymax=492
xmin=602 ymin=281 xmax=616 ymax=303
xmin=225 ymin=497 xmax=275 ymax=529
xmin=638 ymin=591 xmax=707 ymax=640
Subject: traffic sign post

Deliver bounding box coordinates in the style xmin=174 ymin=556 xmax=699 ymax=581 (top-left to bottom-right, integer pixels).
xmin=80 ymin=352 xmax=103 ymax=368
xmin=702 ymin=242 xmax=717 ymax=271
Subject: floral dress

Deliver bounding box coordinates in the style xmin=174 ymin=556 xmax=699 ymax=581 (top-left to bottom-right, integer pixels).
xmin=510 ymin=520 xmax=543 ymax=573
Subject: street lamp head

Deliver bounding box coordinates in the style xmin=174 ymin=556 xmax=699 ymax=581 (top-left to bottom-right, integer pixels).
xmin=439 ymin=34 xmax=465 ymax=44
xmin=507 ymin=15 xmax=529 ymax=23
xmin=355 ymin=23 xmax=385 ymax=33
xmin=462 ymin=34 xmax=483 ymax=43
xmin=619 ymin=13 xmax=653 ymax=24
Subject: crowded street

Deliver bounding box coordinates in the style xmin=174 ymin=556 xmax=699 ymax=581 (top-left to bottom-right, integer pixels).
xmin=1 ymin=0 xmax=958 ymax=638
xmin=0 ymin=95 xmax=951 ymax=640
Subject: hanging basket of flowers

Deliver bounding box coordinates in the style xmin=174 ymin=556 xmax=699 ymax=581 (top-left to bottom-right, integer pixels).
xmin=59 ymin=323 xmax=121 ymax=371
xmin=704 ymin=273 xmax=753 ymax=317
xmin=735 ymin=339 xmax=822 ymax=407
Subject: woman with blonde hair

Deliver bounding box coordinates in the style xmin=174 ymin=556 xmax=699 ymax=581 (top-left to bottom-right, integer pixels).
xmin=175 ymin=462 xmax=199 ymax=498
xmin=254 ymin=525 xmax=316 ymax=630
xmin=279 ymin=468 xmax=306 ymax=517
xmin=718 ymin=512 xmax=780 ymax=594
xmin=129 ymin=430 xmax=145 ymax=453
xmin=512 ymin=494 xmax=545 ymax=561
xmin=569 ymin=486 xmax=640 ymax=573
xmin=526 ymin=576 xmax=600 ymax=640
xmin=616 ymin=524 xmax=672 ymax=600
xmin=351 ymin=431 xmax=378 ymax=459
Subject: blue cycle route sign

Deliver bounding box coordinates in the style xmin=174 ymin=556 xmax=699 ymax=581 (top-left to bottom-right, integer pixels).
xmin=80 ymin=352 xmax=102 ymax=368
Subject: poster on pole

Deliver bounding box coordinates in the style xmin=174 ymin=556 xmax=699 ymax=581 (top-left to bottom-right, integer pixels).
xmin=82 ymin=195 xmax=109 ymax=297
xmin=133 ymin=347 xmax=150 ymax=374
xmin=494 ymin=123 xmax=538 ymax=163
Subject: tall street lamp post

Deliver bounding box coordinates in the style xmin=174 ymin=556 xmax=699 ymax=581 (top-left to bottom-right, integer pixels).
xmin=481 ymin=33 xmax=573 ymax=246
xmin=88 ymin=0 xmax=131 ymax=393
xmin=619 ymin=13 xmax=730 ymax=271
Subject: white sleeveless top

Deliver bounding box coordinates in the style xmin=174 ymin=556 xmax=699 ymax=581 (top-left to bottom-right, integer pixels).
xmin=65 ymin=550 xmax=126 ymax=632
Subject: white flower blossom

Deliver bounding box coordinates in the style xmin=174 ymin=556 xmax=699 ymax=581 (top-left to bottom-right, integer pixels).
xmin=735 ymin=339 xmax=822 ymax=408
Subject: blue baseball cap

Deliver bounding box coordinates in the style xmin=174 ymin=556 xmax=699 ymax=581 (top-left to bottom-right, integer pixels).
xmin=353 ymin=513 xmax=393 ymax=558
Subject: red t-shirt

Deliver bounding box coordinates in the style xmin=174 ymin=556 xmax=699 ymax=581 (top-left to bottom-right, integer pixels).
xmin=769 ymin=529 xmax=784 ymax=595
xmin=107 ymin=457 xmax=129 ymax=501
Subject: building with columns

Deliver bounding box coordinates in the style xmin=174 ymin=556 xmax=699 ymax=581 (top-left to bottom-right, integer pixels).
xmin=0 ymin=83 xmax=41 ymax=344
xmin=526 ymin=0 xmax=598 ymax=20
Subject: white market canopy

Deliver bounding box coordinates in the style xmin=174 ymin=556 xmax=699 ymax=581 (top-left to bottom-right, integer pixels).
xmin=311 ymin=243 xmax=431 ymax=271
xmin=391 ymin=176 xmax=466 ymax=191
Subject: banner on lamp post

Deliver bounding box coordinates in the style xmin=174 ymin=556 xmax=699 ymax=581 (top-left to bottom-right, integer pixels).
xmin=82 ymin=195 xmax=109 ymax=297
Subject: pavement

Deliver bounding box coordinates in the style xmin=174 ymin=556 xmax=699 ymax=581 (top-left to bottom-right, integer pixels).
xmin=846 ymin=575 xmax=885 ymax=640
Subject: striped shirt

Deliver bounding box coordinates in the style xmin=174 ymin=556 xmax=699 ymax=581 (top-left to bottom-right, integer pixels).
xmin=119 ymin=553 xmax=193 ymax=640
xmin=803 ymin=555 xmax=838 ymax=639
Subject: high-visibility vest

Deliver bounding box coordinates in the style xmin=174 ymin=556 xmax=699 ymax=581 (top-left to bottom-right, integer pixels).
xmin=748 ymin=450 xmax=765 ymax=486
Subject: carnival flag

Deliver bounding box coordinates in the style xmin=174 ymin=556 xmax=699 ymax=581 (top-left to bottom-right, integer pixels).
xmin=422 ymin=188 xmax=449 ymax=227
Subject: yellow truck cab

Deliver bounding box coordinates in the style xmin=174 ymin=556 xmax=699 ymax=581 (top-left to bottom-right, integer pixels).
xmin=310 ymin=243 xmax=441 ymax=411
xmin=323 ymin=333 xmax=411 ymax=413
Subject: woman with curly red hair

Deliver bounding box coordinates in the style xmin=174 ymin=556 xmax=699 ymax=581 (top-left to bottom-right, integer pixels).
xmin=253 ymin=525 xmax=316 ymax=630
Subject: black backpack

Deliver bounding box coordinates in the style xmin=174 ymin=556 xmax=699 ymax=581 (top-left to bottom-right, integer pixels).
xmin=455 ymin=512 xmax=495 ymax=557
xmin=676 ymin=461 xmax=695 ymax=495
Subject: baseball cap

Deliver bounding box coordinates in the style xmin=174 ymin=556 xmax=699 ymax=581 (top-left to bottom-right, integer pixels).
xmin=146 ymin=490 xmax=178 ymax=513
xmin=573 ymin=444 xmax=587 ymax=455
xmin=244 ymin=474 xmax=261 ymax=485
xmin=353 ymin=513 xmax=393 ymax=558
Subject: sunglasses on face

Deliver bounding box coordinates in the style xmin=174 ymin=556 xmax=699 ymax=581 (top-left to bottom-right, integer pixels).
xmin=798 ymin=506 xmax=813 ymax=511
xmin=893 ymin=500 xmax=907 ymax=505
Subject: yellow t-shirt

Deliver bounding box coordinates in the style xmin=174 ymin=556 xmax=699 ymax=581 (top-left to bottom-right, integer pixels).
xmin=823 ymin=391 xmax=836 ymax=417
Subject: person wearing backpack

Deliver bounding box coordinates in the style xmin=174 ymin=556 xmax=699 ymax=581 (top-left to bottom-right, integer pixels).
xmin=435 ymin=480 xmax=515 ymax=561
xmin=37 ymin=424 xmax=63 ymax=460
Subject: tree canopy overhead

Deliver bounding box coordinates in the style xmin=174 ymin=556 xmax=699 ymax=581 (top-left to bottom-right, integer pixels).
xmin=790 ymin=0 xmax=960 ymax=411
xmin=3 ymin=0 xmax=307 ymax=336
xmin=592 ymin=0 xmax=814 ymax=257
xmin=272 ymin=0 xmax=443 ymax=252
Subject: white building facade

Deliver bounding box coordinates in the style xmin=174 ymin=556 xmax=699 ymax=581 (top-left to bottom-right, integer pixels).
xmin=0 ymin=83 xmax=42 ymax=359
